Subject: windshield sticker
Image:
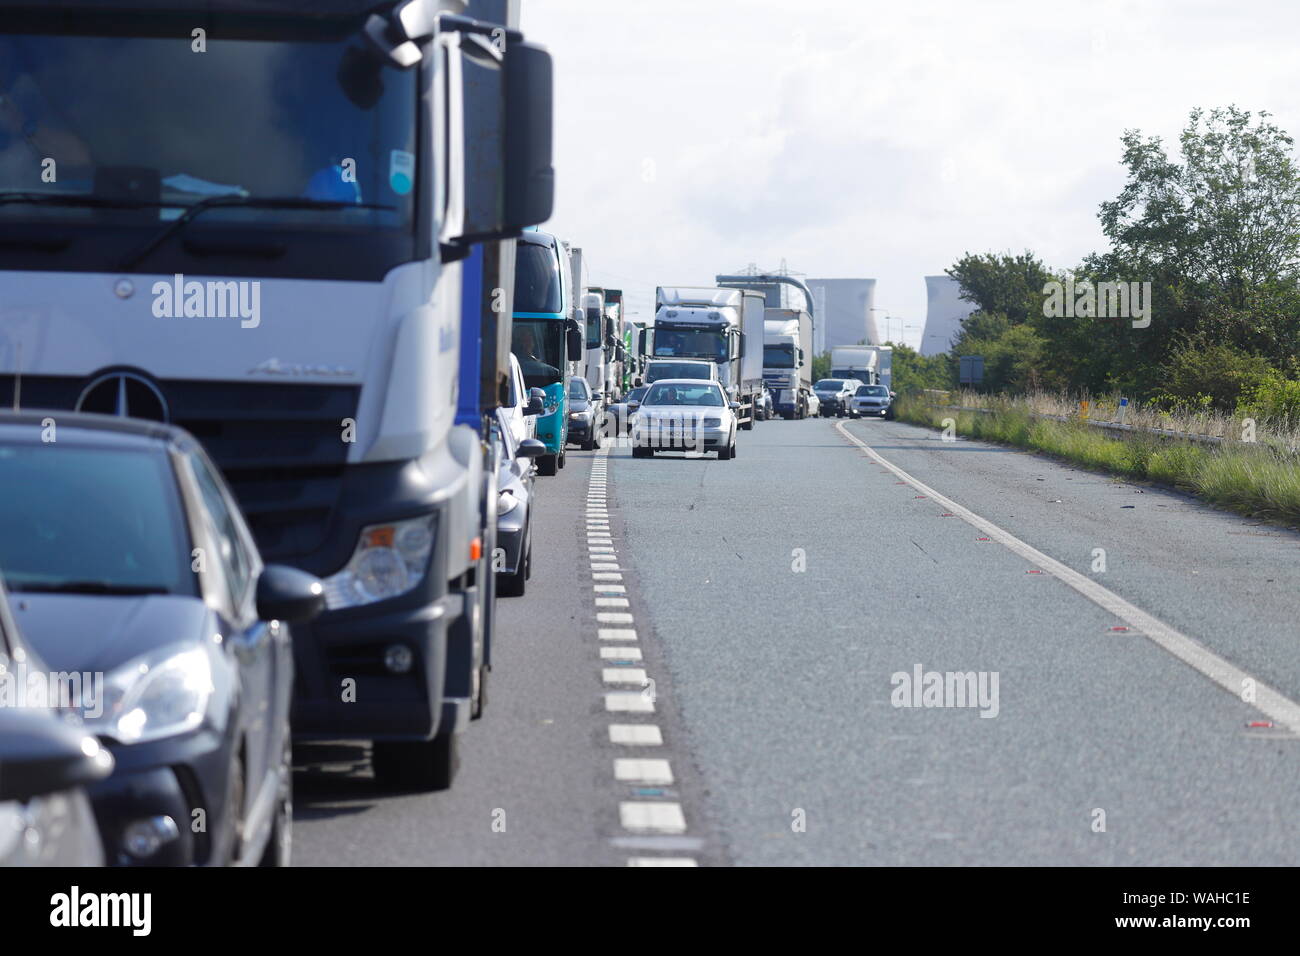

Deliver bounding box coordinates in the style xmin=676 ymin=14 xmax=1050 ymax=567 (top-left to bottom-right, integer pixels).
xmin=389 ymin=149 xmax=415 ymax=195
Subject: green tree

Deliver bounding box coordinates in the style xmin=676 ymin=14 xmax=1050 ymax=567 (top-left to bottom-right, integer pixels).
xmin=1100 ymin=106 xmax=1300 ymax=308
xmin=889 ymin=343 xmax=954 ymax=392
xmin=946 ymin=251 xmax=1056 ymax=325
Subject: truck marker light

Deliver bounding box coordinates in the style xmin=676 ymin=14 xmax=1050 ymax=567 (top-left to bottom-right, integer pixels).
xmin=977 ymin=536 xmax=991 ymax=541
xmin=940 ymin=512 xmax=954 ymax=517
xmin=1247 ymin=721 xmax=1274 ymax=728
xmin=1026 ymin=569 xmax=1044 ymax=574
xmin=365 ymin=526 xmax=395 ymax=548
xmin=470 ymin=538 xmax=482 ymax=562
xmin=1107 ymin=626 xmax=1130 ymax=632
xmin=913 ymin=495 xmax=927 ymax=499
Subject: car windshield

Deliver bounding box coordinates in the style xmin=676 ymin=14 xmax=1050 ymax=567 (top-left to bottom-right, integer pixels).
xmin=644 ymin=383 xmax=724 ymax=407
xmin=815 ymin=379 xmax=845 ymax=390
xmin=0 ymin=442 xmax=195 ymax=595
xmin=857 ymin=385 xmax=890 ymax=396
xmin=646 ymin=362 xmax=711 ymax=382
xmin=0 ymin=25 xmax=417 ymax=231
xmin=568 ymin=379 xmax=590 ymax=399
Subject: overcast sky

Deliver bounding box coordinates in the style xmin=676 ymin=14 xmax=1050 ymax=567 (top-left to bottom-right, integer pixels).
xmin=523 ymin=0 xmax=1300 ymax=349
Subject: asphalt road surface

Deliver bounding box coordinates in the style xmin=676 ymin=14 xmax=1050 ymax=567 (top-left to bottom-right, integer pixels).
xmin=295 ymin=416 xmax=1300 ymax=866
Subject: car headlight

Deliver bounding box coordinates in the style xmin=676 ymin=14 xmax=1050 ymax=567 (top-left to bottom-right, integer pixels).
xmin=84 ymin=644 xmax=214 ymax=744
xmin=323 ymin=515 xmax=436 ymax=610
xmin=702 ymin=417 xmax=723 ymax=428
xmin=497 ymin=490 xmax=521 ymax=516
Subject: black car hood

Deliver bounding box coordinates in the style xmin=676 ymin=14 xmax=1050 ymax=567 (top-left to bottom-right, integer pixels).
xmin=11 ymin=594 xmax=212 ymax=674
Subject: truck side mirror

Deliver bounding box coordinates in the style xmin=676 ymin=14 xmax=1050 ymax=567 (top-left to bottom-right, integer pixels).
xmin=503 ymin=41 xmax=554 ymax=230
xmin=566 ymin=320 xmax=583 ymax=361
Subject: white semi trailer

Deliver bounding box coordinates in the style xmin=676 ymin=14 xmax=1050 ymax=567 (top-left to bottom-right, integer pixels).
xmin=763 ymin=309 xmax=813 ymax=419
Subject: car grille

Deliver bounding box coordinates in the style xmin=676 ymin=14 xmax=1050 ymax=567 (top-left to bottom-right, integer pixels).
xmin=0 ymin=373 xmax=359 ymax=561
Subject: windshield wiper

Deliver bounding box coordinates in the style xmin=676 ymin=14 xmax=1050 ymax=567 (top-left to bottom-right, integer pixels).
xmin=11 ymin=580 xmax=170 ymax=596
xmin=117 ymin=195 xmax=397 ymax=271
xmin=0 ymin=191 xmax=167 ymax=211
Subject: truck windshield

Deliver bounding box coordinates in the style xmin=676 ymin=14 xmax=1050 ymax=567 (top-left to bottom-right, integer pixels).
xmin=646 ymin=363 xmax=711 ymax=382
xmin=652 ymin=328 xmax=726 ymax=361
xmin=512 ymin=320 xmax=566 ymax=389
xmin=764 ymin=344 xmax=795 ymax=368
xmin=0 ymin=27 xmax=418 ymax=232
xmin=514 ymin=242 xmax=562 ymax=314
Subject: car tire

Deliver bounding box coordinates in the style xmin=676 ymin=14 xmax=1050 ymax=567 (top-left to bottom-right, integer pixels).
xmin=558 ymin=449 xmax=566 ymax=469
xmin=372 ymin=733 xmax=458 ymax=793
xmin=632 ymin=446 xmax=650 ymax=458
xmin=537 ymin=453 xmax=557 ymax=476
xmin=524 ymin=534 xmax=533 ymax=580
xmin=499 ymin=533 xmax=527 ymax=596
xmin=718 ymin=442 xmax=732 ymax=461
xmin=219 ymin=752 xmax=246 ymax=866
xmin=258 ymin=736 xmax=292 ymax=867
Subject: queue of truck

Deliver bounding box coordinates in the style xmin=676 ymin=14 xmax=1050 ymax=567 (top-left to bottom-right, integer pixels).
xmin=0 ymin=0 xmax=897 ymax=867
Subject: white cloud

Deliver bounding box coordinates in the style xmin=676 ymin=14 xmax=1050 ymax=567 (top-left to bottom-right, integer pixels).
xmin=524 ymin=0 xmax=1300 ymax=345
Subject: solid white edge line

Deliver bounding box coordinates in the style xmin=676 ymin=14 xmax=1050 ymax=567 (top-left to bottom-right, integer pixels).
xmin=834 ymin=419 xmax=1300 ymax=734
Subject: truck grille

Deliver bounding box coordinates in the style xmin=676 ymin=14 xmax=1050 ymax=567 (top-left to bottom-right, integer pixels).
xmin=0 ymin=373 xmax=359 ymax=561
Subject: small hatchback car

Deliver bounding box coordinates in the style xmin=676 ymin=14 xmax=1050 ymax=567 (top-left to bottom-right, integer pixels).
xmin=0 ymin=412 xmax=323 ymax=866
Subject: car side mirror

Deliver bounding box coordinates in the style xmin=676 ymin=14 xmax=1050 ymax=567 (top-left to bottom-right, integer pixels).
xmin=525 ymin=387 xmax=545 ymax=416
xmin=0 ymin=709 xmax=114 ymax=803
xmin=516 ymin=438 xmax=547 ymax=460
xmin=257 ymin=564 xmax=326 ymax=624
xmin=729 ymin=402 xmax=741 ymax=410
xmin=627 ymin=400 xmax=640 ymax=410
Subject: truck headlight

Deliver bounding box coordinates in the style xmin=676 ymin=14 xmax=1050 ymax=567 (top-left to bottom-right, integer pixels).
xmin=323 ymin=516 xmax=436 ymax=609
xmin=85 ymin=645 xmax=214 ymax=744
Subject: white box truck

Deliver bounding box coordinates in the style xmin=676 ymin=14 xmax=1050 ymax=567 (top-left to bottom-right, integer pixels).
xmin=651 ymin=287 xmax=764 ymax=429
xmin=831 ymin=346 xmax=879 ymax=386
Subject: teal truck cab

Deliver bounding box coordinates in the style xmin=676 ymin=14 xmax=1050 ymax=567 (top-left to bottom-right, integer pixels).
xmin=512 ymin=229 xmax=581 ymax=475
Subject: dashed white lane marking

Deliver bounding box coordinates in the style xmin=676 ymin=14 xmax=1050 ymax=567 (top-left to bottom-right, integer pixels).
xmin=605 ymin=691 xmax=654 ymax=713
xmin=603 ymin=667 xmax=648 ymax=684
xmin=835 ymin=418 xmax=1300 ymax=735
xmin=614 ymin=759 xmax=674 ymax=785
xmin=628 ymin=857 xmax=697 ymax=867
xmin=591 ymin=447 xmax=699 ymax=865
xmin=619 ymin=802 xmax=686 ymax=834
xmin=609 ymin=724 xmax=661 ymax=745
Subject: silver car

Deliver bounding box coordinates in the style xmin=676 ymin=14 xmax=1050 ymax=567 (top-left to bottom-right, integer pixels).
xmin=630 ymin=379 xmax=738 ymax=460
xmin=851 ymin=383 xmax=894 ymax=419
